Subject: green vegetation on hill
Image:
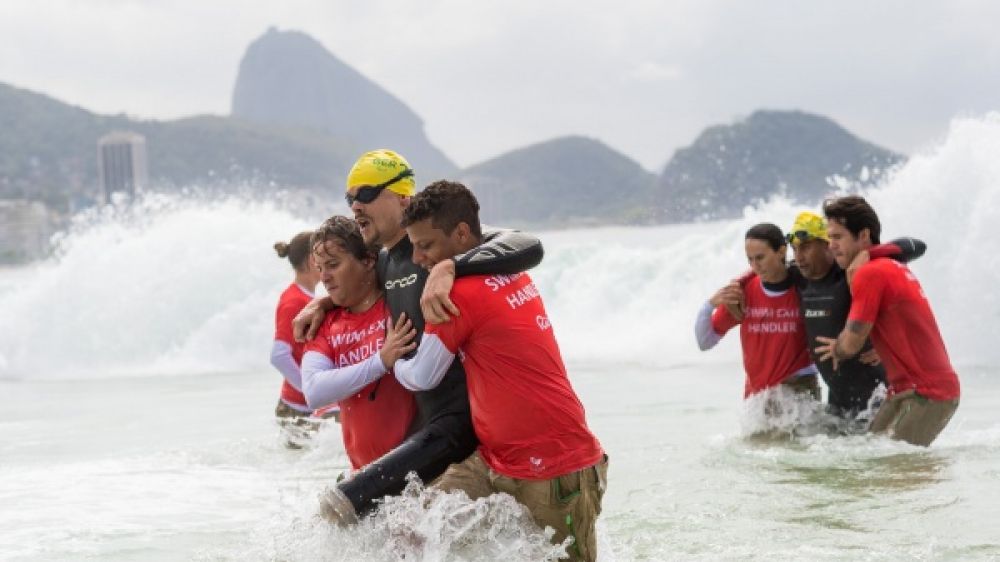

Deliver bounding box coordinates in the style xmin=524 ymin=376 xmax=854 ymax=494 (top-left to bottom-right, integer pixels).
xmin=459 ymin=136 xmax=657 ymax=227
xmin=0 ymin=82 xmax=359 ymax=211
xmin=656 ymin=110 xmax=905 ymax=221
xmin=138 ymin=116 xmax=357 ymax=188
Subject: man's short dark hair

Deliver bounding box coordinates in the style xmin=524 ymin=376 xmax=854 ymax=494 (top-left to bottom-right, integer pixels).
xmin=822 ymin=195 xmax=881 ymax=244
xmin=402 ymin=180 xmax=482 ymax=239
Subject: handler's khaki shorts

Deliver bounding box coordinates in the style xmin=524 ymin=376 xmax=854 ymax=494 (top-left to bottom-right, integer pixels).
xmin=869 ymin=389 xmax=959 ymax=446
xmin=435 ymin=452 xmax=608 ymax=562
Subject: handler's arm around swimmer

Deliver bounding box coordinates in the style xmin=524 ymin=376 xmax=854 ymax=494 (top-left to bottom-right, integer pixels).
xmin=294 ymin=294 xmax=337 ymax=343
xmin=392 ymin=313 xmax=456 ymax=391
xmin=421 ymin=229 xmax=545 ymax=324
xmin=295 ymin=232 xmax=545 ymax=339
xmin=301 ymin=320 xmax=414 ymax=409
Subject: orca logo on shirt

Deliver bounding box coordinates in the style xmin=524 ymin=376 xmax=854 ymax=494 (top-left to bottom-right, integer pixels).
xmin=385 ymin=273 xmax=418 ymax=290
xmin=804 ymin=309 xmax=830 ymax=318
xmin=536 ymin=315 xmax=551 ymax=330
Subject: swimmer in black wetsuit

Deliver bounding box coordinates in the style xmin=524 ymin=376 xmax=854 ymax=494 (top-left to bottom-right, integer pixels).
xmin=785 ymin=211 xmax=925 ymax=424
xmin=294 ymin=150 xmax=543 ymax=523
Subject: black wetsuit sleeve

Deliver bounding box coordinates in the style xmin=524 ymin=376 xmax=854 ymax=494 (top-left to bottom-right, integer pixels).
xmin=886 ymin=237 xmax=926 ymax=263
xmin=871 ymin=237 xmax=927 ymax=264
xmin=451 ymin=226 xmax=544 ymax=277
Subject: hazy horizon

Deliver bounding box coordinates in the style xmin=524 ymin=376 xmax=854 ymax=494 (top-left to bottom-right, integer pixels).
xmin=2 ymin=1 xmax=999 ymax=171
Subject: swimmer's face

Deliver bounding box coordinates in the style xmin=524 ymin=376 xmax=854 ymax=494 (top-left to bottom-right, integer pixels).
xmin=793 ymin=239 xmax=833 ymax=280
xmin=313 ymin=240 xmax=375 ymax=308
xmin=826 ymin=219 xmax=866 ymax=269
xmin=745 ymin=238 xmax=787 ymax=284
xmin=406 ymin=218 xmax=472 ymax=270
xmin=348 ymin=188 xmax=409 ymax=248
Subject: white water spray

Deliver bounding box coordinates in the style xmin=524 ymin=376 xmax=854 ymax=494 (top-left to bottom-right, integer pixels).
xmin=1 ymin=114 xmax=998 ymax=380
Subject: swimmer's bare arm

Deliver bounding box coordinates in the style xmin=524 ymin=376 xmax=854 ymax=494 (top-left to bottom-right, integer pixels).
xmin=421 ymin=228 xmax=544 ymax=324
xmin=815 ymin=320 xmax=873 ymax=370
xmin=293 ymin=296 xmax=336 ymax=342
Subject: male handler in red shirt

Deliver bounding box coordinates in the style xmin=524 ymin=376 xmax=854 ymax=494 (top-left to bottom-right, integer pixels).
xmin=815 ymin=195 xmax=960 ymax=446
xmin=392 ymin=180 xmax=607 ymax=562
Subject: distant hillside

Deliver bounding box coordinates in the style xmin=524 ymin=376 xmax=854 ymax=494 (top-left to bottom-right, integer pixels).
xmin=459 ymin=136 xmax=656 ymax=227
xmin=0 ymin=82 xmax=359 ymax=211
xmin=656 ymin=110 xmax=905 ymax=221
xmin=232 ymin=28 xmax=456 ymax=181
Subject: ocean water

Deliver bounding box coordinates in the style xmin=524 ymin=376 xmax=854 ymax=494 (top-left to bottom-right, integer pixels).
xmin=1 ymin=114 xmax=999 ymax=561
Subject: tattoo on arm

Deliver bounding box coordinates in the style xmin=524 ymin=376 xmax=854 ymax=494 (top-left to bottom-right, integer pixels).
xmin=846 ymin=320 xmax=867 ymax=334
xmin=835 ymin=320 xmax=872 ymax=360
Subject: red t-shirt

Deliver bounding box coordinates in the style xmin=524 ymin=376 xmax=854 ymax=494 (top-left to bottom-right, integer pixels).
xmin=712 ymin=275 xmax=813 ymax=397
xmin=306 ymin=299 xmax=416 ymax=468
xmin=847 ymin=259 xmax=960 ymax=401
xmin=425 ymin=273 xmax=603 ymax=480
xmin=274 ymin=283 xmax=311 ymax=407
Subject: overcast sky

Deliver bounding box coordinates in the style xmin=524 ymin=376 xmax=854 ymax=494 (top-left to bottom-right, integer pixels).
xmin=2 ymin=1 xmax=999 ymax=171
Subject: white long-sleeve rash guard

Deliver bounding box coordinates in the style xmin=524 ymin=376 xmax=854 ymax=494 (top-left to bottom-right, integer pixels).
xmin=393 ymin=333 xmax=458 ymax=392
xmin=695 ymin=301 xmax=724 ymax=351
xmin=300 ymin=351 xmax=389 ymax=409
xmin=270 ymin=340 xmax=303 ymax=390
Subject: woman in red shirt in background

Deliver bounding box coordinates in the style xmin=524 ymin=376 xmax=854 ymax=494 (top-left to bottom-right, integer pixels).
xmin=271 ymin=231 xmax=332 ymax=444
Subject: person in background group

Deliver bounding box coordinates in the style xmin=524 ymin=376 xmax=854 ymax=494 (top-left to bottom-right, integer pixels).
xmin=293 ymin=149 xmax=545 ymax=524
xmin=300 ymin=216 xmax=417 ymax=469
xmin=695 ymin=223 xmax=821 ymax=406
xmin=393 ymin=181 xmax=606 ymax=562
xmin=270 ymin=231 xmax=334 ymax=445
xmin=785 ymin=211 xmax=925 ymax=427
xmin=815 ymin=195 xmax=959 ymax=446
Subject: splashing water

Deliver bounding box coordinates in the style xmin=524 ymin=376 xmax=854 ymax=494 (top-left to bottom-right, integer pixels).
xmin=0 ymin=193 xmax=330 ymax=379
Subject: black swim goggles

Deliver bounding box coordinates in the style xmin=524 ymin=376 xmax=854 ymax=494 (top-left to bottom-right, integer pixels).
xmin=345 ymin=168 xmax=414 ymax=206
xmin=786 ymin=230 xmax=815 ymax=245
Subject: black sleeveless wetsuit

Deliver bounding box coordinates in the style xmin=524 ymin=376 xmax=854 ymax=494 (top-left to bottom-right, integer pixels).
xmin=336 ymin=229 xmax=544 ymax=516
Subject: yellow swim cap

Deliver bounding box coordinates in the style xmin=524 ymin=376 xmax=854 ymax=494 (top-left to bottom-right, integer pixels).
xmin=786 ymin=211 xmax=829 ymax=246
xmin=345 ymin=149 xmax=415 ymax=197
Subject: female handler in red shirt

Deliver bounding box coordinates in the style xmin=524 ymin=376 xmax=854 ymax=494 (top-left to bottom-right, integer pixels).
xmin=271 ymin=231 xmax=326 ymax=435
xmin=695 ymin=223 xmax=820 ymax=403
xmin=300 ymin=216 xmax=417 ymax=469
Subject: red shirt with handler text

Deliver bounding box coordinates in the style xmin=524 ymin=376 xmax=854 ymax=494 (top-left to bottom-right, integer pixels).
xmin=306 ymin=299 xmax=416 ymax=468
xmin=847 ymin=259 xmax=959 ymax=401
xmin=712 ymin=275 xmax=813 ymax=397
xmin=274 ymin=283 xmax=311 ymax=407
xmin=425 ymin=273 xmax=603 ymax=480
